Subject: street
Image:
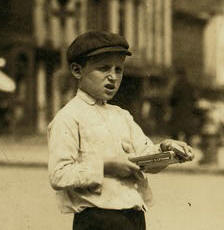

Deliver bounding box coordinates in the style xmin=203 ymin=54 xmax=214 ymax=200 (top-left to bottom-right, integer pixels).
xmin=0 ymin=166 xmax=223 ymax=230
xmin=148 ymin=172 xmax=224 ymax=230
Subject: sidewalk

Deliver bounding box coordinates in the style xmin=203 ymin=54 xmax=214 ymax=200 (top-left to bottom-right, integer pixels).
xmin=0 ymin=135 xmax=48 ymax=168
xmin=1 ymin=135 xmax=224 ymax=175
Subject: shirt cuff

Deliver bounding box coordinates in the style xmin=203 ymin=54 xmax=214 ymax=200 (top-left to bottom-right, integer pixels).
xmin=75 ymin=157 xmax=104 ymax=193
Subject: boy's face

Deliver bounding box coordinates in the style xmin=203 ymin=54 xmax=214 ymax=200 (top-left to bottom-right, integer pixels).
xmin=78 ymin=52 xmax=126 ymax=101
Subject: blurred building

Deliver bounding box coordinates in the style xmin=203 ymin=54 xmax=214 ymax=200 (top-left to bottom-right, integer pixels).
xmin=0 ymin=0 xmax=224 ymax=136
xmin=173 ymin=0 xmax=224 ymax=88
xmin=0 ymin=0 xmax=173 ymax=135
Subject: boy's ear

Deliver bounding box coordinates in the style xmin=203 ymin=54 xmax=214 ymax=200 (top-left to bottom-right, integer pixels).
xmin=71 ymin=63 xmax=82 ymax=80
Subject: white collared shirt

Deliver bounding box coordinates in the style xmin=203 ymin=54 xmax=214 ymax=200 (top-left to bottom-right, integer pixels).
xmin=47 ymin=89 xmax=157 ymax=213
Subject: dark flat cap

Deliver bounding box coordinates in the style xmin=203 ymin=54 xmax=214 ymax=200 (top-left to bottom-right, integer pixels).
xmin=67 ymin=31 xmax=132 ymax=64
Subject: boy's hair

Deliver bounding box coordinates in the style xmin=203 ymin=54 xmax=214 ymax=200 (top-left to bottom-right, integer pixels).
xmin=74 ymin=56 xmax=89 ymax=67
xmin=66 ymin=30 xmax=131 ymax=66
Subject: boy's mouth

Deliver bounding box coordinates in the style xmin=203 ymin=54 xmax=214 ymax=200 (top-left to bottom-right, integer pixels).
xmin=104 ymin=84 xmax=115 ymax=90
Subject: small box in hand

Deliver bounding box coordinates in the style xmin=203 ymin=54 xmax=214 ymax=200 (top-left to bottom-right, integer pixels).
xmin=129 ymin=151 xmax=180 ymax=172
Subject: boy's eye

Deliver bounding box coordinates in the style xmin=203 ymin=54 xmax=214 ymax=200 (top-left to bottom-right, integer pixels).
xmin=97 ymin=66 xmax=110 ymax=72
xmin=115 ymin=67 xmax=123 ymax=74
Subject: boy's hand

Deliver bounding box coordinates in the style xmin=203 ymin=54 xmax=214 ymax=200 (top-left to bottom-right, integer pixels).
xmin=104 ymin=154 xmax=141 ymax=178
xmin=160 ymin=139 xmax=194 ymax=162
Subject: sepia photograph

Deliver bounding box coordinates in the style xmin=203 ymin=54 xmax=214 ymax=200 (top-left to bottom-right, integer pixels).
xmin=0 ymin=0 xmax=224 ymax=229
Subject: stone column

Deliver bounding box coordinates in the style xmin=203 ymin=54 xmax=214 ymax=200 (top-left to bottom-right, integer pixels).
xmin=65 ymin=0 xmax=76 ymax=45
xmin=215 ymin=16 xmax=224 ymax=86
xmin=154 ymin=0 xmax=163 ymax=65
xmin=108 ymin=0 xmax=120 ymax=33
xmin=37 ymin=62 xmax=47 ymax=133
xmin=50 ymin=0 xmax=64 ymax=115
xmin=80 ymin=0 xmax=87 ymax=33
xmin=52 ymin=71 xmax=61 ymax=116
xmin=50 ymin=0 xmax=61 ymax=49
xmin=163 ymin=0 xmax=172 ymax=67
xmin=137 ymin=1 xmax=145 ymax=55
xmin=204 ymin=15 xmax=224 ymax=87
xmin=146 ymin=0 xmax=154 ymax=63
xmin=124 ymin=0 xmax=134 ymax=48
xmin=33 ymin=0 xmax=47 ymax=47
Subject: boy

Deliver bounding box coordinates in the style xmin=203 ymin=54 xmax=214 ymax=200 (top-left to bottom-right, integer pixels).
xmin=47 ymin=31 xmax=193 ymax=230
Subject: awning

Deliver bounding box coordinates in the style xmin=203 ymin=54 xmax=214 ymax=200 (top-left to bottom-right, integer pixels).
xmin=0 ymin=70 xmax=16 ymax=93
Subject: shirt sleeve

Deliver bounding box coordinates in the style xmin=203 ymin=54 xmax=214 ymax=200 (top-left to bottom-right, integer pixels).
xmin=123 ymin=110 xmax=160 ymax=156
xmin=47 ymin=115 xmax=103 ymax=192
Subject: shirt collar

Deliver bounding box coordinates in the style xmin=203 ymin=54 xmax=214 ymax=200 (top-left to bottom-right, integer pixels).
xmin=76 ymin=89 xmax=107 ymax=106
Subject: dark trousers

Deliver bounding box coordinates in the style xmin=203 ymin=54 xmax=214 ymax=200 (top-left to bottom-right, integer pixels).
xmin=73 ymin=207 xmax=146 ymax=230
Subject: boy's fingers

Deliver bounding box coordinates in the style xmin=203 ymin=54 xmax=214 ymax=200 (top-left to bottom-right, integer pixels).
xmin=173 ymin=143 xmax=194 ymax=161
xmin=133 ymin=170 xmax=145 ymax=180
xmin=128 ymin=161 xmax=140 ymax=171
xmin=161 ymin=140 xmax=194 ymax=161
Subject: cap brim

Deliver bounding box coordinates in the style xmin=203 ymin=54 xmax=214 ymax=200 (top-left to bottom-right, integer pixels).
xmin=86 ymin=46 xmax=132 ymax=57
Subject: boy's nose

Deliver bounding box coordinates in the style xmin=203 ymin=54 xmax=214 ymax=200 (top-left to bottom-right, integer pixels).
xmin=107 ymin=73 xmax=117 ymax=81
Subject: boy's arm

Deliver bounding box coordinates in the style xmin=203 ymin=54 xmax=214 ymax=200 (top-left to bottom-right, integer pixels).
xmin=47 ymin=117 xmax=103 ymax=192
xmin=125 ymin=111 xmax=193 ymax=172
xmin=122 ymin=110 xmax=167 ymax=173
xmin=103 ymin=154 xmax=141 ymax=178
xmin=123 ymin=110 xmax=158 ymax=156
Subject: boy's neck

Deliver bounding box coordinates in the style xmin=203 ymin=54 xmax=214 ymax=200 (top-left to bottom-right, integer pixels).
xmin=77 ymin=89 xmax=106 ymax=105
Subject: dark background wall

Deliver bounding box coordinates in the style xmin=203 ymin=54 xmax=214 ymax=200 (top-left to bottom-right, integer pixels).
xmin=172 ymin=12 xmax=206 ymax=86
